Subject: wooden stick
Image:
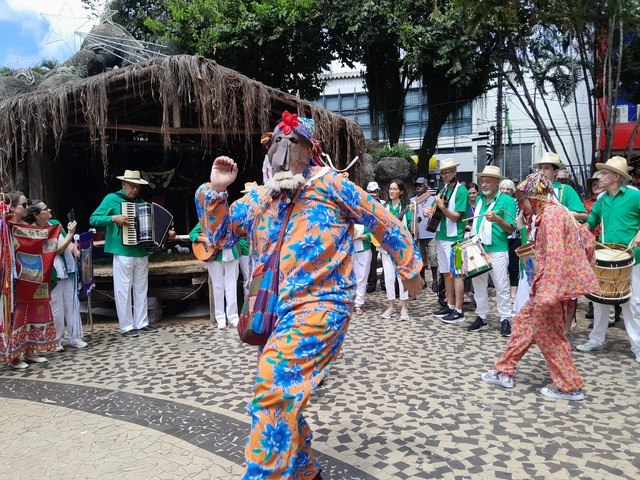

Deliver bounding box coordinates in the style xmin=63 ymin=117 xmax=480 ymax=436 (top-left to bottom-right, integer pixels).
xmin=594 ymin=241 xmax=634 ymax=261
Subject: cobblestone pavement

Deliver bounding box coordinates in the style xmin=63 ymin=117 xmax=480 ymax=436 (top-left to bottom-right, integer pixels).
xmin=1 ymin=287 xmax=639 ymax=479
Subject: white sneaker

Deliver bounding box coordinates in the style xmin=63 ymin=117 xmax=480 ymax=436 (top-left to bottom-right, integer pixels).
xmin=635 ymin=352 xmax=640 ymax=364
xmin=576 ymin=339 xmax=604 ymax=352
xmin=25 ymin=353 xmax=48 ymax=363
xmin=540 ymin=387 xmax=585 ymax=401
xmin=228 ymin=319 xmax=239 ymax=328
xmin=481 ymin=369 xmax=514 ymax=389
xmin=11 ymin=360 xmax=29 ymax=369
xmin=400 ymin=309 xmax=410 ymax=321
xmin=52 ymin=344 xmax=64 ymax=352
xmin=217 ymin=323 xmax=226 ymax=329
xmin=68 ymin=340 xmax=88 ymax=349
xmin=381 ymin=308 xmax=394 ymax=319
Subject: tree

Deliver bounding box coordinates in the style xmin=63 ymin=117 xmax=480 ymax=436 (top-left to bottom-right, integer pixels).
xmin=143 ymin=0 xmax=335 ymax=98
xmin=81 ymin=0 xmax=167 ymax=42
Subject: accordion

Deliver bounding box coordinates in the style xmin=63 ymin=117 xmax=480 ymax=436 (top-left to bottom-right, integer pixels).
xmin=121 ymin=202 xmax=173 ymax=250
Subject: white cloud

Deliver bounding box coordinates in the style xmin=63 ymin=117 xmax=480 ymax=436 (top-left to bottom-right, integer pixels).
xmin=1 ymin=0 xmax=105 ymax=64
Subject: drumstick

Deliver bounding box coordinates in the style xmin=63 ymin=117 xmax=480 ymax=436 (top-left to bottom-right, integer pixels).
xmin=464 ymin=208 xmax=517 ymax=223
xmin=594 ymin=241 xmax=635 ymax=261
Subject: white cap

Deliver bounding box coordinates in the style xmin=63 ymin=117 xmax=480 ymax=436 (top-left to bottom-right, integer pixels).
xmin=366 ymin=181 xmax=380 ymax=192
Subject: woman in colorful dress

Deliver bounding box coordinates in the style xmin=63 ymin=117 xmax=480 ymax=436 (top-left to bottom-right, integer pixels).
xmin=1 ymin=192 xmax=59 ymax=369
xmin=380 ymin=180 xmax=413 ymax=320
xmin=28 ymin=200 xmax=85 ymax=351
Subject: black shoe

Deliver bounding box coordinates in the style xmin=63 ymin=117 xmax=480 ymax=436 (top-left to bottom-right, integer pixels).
xmin=500 ymin=319 xmax=511 ymax=337
xmin=431 ymin=282 xmax=438 ymax=293
xmin=588 ymin=322 xmax=594 ymax=329
xmin=366 ymin=286 xmax=375 ymax=293
xmin=585 ymin=302 xmax=594 ymax=319
xmin=467 ymin=316 xmax=489 ymax=332
xmin=122 ymin=330 xmax=139 ymax=337
xmin=433 ymin=305 xmax=453 ymax=318
xmin=441 ymin=310 xmax=465 ymax=324
xmin=137 ymin=325 xmax=158 ymax=333
xmin=614 ymin=304 xmax=622 ymax=322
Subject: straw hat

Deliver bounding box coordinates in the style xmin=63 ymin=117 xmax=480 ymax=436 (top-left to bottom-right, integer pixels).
xmin=439 ymin=158 xmax=460 ymax=171
xmin=477 ymin=165 xmax=504 ymax=179
xmin=532 ymin=151 xmax=566 ymax=169
xmin=241 ymin=181 xmax=259 ymax=193
xmin=116 ymin=170 xmax=148 ymax=185
xmin=595 ymin=156 xmax=632 ymax=180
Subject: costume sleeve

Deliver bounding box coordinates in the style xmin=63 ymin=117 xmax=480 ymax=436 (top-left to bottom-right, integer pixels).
xmin=327 ymin=175 xmax=422 ymax=280
xmin=532 ymin=214 xmax=570 ymax=306
xmin=194 ymin=183 xmax=258 ymax=251
xmin=562 ymin=185 xmax=587 ymax=213
xmin=90 ymin=193 xmax=118 ymax=227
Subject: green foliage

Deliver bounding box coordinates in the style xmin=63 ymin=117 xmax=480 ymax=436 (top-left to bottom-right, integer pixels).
xmin=371 ymin=143 xmax=414 ymax=163
xmin=145 ymin=0 xmax=333 ymax=98
xmin=81 ymin=0 xmax=167 ymax=42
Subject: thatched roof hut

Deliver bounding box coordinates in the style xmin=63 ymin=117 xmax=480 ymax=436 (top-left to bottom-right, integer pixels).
xmin=0 ymin=55 xmax=364 ymax=232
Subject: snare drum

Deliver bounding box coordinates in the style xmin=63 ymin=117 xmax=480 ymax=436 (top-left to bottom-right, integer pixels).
xmin=458 ymin=236 xmax=492 ymax=279
xmin=515 ymin=241 xmax=535 ymax=261
xmin=585 ymin=244 xmax=633 ymax=305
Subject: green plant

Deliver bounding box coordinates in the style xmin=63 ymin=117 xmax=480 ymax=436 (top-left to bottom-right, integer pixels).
xmin=371 ymin=143 xmax=414 ymax=163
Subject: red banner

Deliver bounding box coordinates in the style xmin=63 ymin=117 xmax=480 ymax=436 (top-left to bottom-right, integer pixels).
xmin=11 ymin=224 xmax=61 ymax=303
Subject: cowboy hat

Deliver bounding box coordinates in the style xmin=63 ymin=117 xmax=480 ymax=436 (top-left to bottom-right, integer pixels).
xmin=116 ymin=170 xmax=148 ymax=185
xmin=439 ymin=158 xmax=460 ymax=171
xmin=596 ymin=156 xmax=632 ymax=180
xmin=532 ymin=151 xmax=566 ymax=169
xmin=241 ymin=181 xmax=259 ymax=193
xmin=477 ymin=165 xmax=504 ymax=180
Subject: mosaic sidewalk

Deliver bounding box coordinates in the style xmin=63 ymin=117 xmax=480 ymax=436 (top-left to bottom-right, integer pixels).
xmin=1 ymin=288 xmax=639 ymax=479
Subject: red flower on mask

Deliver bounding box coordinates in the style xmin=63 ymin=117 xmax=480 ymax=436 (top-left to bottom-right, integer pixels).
xmin=277 ymin=111 xmax=300 ymax=135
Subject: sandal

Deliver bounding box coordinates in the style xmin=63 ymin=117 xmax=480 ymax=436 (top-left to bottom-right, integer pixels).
xmin=355 ymin=307 xmax=364 ymax=315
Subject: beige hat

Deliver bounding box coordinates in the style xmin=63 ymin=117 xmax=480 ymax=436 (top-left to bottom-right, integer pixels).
xmin=532 ymin=151 xmax=566 ymax=169
xmin=477 ymin=165 xmax=504 ymax=179
xmin=439 ymin=158 xmax=460 ymax=171
xmin=596 ymin=156 xmax=632 ymax=180
xmin=590 ymin=171 xmax=602 ymax=180
xmin=241 ymin=181 xmax=259 ymax=193
xmin=116 ymin=170 xmax=148 ymax=185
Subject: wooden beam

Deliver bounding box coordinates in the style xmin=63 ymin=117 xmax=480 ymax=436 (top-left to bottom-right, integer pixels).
xmin=67 ymin=123 xmax=261 ymax=136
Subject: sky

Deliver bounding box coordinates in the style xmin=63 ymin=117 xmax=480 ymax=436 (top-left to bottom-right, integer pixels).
xmin=0 ymin=0 xmax=106 ymax=69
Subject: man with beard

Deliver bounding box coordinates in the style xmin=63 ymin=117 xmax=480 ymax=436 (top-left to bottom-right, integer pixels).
xmin=466 ymin=166 xmax=517 ymax=336
xmin=195 ymin=111 xmax=423 ymax=479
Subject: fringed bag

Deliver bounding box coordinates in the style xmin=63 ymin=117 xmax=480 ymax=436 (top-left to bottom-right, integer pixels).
xmin=237 ymin=189 xmax=299 ymax=346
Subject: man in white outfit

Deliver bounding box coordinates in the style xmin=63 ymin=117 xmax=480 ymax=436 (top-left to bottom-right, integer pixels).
xmin=90 ymin=170 xmax=158 ymax=337
xmin=576 ymin=156 xmax=640 ymax=362
xmin=466 ymin=166 xmax=517 ymax=336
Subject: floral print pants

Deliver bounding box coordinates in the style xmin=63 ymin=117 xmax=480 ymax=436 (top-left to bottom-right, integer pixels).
xmin=494 ymin=299 xmax=584 ymax=392
xmin=243 ymin=308 xmax=349 ymax=479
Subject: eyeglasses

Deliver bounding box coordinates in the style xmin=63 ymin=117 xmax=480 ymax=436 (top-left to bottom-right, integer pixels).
xmin=18 ymin=202 xmax=28 ymax=208
xmin=41 ymin=207 xmax=51 ymax=212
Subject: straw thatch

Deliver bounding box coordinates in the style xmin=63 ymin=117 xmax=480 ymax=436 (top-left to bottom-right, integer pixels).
xmin=0 ymin=54 xmax=364 ymax=188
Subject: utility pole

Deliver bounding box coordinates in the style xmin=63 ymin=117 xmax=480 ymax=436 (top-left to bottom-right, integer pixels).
xmin=494 ymin=70 xmax=503 ymax=167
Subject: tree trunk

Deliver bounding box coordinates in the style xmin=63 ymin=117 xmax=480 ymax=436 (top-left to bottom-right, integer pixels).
xmin=416 ymin=103 xmax=454 ymax=176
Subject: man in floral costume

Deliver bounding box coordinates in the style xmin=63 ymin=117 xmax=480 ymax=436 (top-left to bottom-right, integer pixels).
xmin=195 ymin=112 xmax=423 ymax=479
xmin=481 ymin=172 xmax=598 ymax=401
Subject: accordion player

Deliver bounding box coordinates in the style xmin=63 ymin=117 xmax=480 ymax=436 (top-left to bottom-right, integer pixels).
xmin=121 ymin=202 xmax=173 ymax=250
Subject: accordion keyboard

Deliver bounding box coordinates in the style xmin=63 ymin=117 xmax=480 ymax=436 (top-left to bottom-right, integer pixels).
xmin=121 ymin=202 xmax=138 ymax=245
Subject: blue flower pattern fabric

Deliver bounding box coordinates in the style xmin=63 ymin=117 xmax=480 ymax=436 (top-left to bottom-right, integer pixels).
xmin=195 ymin=166 xmax=422 ymax=479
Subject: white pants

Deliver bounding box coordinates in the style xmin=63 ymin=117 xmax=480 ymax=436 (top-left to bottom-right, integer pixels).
xmin=354 ymin=250 xmax=372 ymax=307
xmin=113 ymin=255 xmax=149 ymax=333
xmin=472 ymin=251 xmax=511 ymax=321
xmin=239 ymin=255 xmax=251 ymax=300
xmin=514 ymin=275 xmax=531 ymax=314
xmin=50 ymin=276 xmax=83 ymax=343
xmin=589 ymin=264 xmax=640 ymax=354
xmin=207 ymin=260 xmax=239 ymax=327
xmin=381 ymin=252 xmax=408 ymax=301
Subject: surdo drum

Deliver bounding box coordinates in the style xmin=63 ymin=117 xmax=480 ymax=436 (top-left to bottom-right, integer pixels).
xmin=586 ymin=244 xmax=634 ymax=305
